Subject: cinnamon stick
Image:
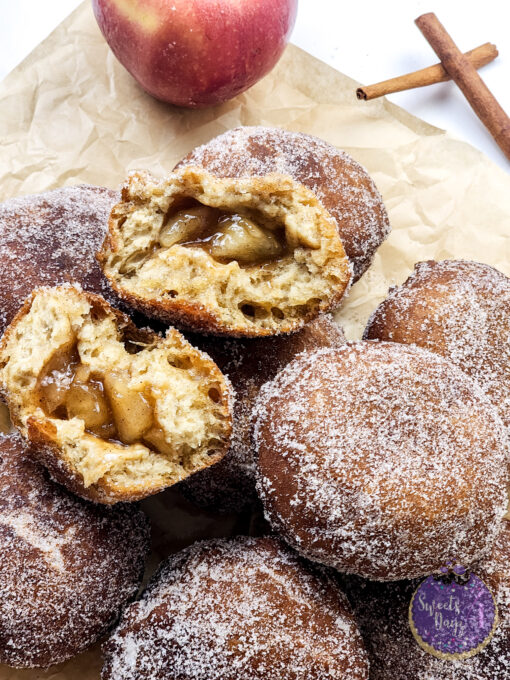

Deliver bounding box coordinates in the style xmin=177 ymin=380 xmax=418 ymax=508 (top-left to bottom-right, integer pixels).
xmin=357 ymin=42 xmax=498 ymax=101
xmin=415 ymin=12 xmax=510 ymax=161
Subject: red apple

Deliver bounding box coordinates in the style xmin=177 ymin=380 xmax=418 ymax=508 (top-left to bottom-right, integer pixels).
xmin=92 ymin=0 xmax=298 ymax=108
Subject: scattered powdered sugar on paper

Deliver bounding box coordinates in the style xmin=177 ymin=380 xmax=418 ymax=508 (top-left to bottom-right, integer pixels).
xmin=364 ymin=259 xmax=510 ymax=430
xmin=179 ymin=126 xmax=390 ymax=280
xmin=0 ymin=431 xmax=150 ymax=668
xmin=342 ymin=521 xmax=510 ymax=679
xmin=102 ymin=536 xmax=369 ymax=679
xmin=0 ymin=184 xmax=118 ymax=333
xmin=254 ymin=343 xmax=509 ymax=581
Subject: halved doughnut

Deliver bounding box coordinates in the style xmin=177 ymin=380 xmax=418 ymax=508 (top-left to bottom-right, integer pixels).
xmin=98 ymin=166 xmax=352 ymax=337
xmin=0 ymin=285 xmax=232 ymax=504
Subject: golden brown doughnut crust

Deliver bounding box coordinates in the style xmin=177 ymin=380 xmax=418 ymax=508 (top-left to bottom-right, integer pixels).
xmin=102 ymin=537 xmax=369 ymax=680
xmin=184 ymin=315 xmax=346 ymax=512
xmin=342 ymin=521 xmax=510 ymax=679
xmin=255 ymin=342 xmax=509 ymax=581
xmin=98 ymin=166 xmax=352 ymax=337
xmin=0 ymin=286 xmax=233 ymax=504
xmin=0 ymin=431 xmax=150 ymax=669
xmin=176 ymin=126 xmax=390 ymax=281
xmin=364 ymin=259 xmax=510 ymax=430
xmin=0 ymin=185 xmax=118 ymax=335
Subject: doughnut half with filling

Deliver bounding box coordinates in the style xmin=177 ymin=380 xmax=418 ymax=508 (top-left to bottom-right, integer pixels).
xmin=0 ymin=285 xmax=232 ymax=504
xmin=98 ymin=166 xmax=352 ymax=337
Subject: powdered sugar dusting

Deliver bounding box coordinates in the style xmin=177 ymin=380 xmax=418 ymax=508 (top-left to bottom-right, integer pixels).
xmin=254 ymin=343 xmax=509 ymax=581
xmin=364 ymin=259 xmax=510 ymax=430
xmin=0 ymin=184 xmax=118 ymax=333
xmin=178 ymin=126 xmax=390 ymax=280
xmin=0 ymin=431 xmax=150 ymax=668
xmin=102 ymin=537 xmax=369 ymax=679
xmin=342 ymin=521 xmax=510 ymax=679
xmin=0 ymin=510 xmax=77 ymax=573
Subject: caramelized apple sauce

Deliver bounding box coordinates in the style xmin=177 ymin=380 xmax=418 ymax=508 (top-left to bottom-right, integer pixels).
xmin=159 ymin=199 xmax=289 ymax=265
xmin=37 ymin=343 xmax=174 ymax=454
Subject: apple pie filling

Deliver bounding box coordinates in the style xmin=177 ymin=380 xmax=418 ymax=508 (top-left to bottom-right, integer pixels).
xmin=119 ymin=200 xmax=290 ymax=278
xmin=37 ymin=341 xmax=192 ymax=456
xmin=159 ymin=201 xmax=288 ymax=263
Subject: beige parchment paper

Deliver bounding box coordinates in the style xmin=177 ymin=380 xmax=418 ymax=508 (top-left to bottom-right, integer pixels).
xmin=0 ymin=2 xmax=509 ymax=679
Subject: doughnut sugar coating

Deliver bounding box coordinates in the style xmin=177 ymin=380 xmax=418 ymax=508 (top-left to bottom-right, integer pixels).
xmin=255 ymin=342 xmax=509 ymax=581
xmin=0 ymin=184 xmax=118 ymax=334
xmin=342 ymin=521 xmax=510 ymax=679
xmin=176 ymin=126 xmax=390 ymax=281
xmin=184 ymin=314 xmax=346 ymax=512
xmin=0 ymin=431 xmax=150 ymax=668
xmin=102 ymin=537 xmax=369 ymax=680
xmin=364 ymin=259 xmax=510 ymax=430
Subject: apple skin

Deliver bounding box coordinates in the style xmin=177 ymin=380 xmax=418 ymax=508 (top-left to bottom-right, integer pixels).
xmin=92 ymin=0 xmax=298 ymax=108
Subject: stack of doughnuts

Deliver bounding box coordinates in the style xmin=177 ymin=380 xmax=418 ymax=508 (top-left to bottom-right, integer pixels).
xmin=0 ymin=125 xmax=508 ymax=679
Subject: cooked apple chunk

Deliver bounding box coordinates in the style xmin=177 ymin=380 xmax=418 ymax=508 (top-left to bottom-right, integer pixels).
xmin=0 ymin=285 xmax=232 ymax=504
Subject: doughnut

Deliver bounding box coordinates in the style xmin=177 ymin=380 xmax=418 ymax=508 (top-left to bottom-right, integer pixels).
xmin=98 ymin=166 xmax=352 ymax=337
xmin=254 ymin=342 xmax=509 ymax=581
xmin=184 ymin=315 xmax=346 ymax=512
xmin=0 ymin=184 xmax=117 ymax=335
xmin=0 ymin=285 xmax=232 ymax=504
xmin=0 ymin=431 xmax=150 ymax=668
xmin=364 ymin=259 xmax=510 ymax=430
xmin=176 ymin=126 xmax=390 ymax=281
xmin=102 ymin=537 xmax=369 ymax=679
xmin=342 ymin=521 xmax=510 ymax=679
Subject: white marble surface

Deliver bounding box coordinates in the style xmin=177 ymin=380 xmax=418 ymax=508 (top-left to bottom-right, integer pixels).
xmin=2 ymin=0 xmax=509 ymax=170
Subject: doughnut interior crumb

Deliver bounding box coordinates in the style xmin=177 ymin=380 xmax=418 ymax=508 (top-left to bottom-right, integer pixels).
xmin=98 ymin=167 xmax=351 ymax=336
xmin=0 ymin=285 xmax=232 ymax=503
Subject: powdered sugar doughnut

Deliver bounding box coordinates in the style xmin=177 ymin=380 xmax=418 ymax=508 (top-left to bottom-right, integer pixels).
xmin=0 ymin=185 xmax=118 ymax=334
xmin=102 ymin=537 xmax=369 ymax=680
xmin=342 ymin=521 xmax=510 ymax=679
xmin=184 ymin=315 xmax=346 ymax=512
xmin=176 ymin=126 xmax=390 ymax=281
xmin=0 ymin=431 xmax=150 ymax=668
xmin=364 ymin=260 xmax=510 ymax=430
xmin=255 ymin=343 xmax=509 ymax=581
